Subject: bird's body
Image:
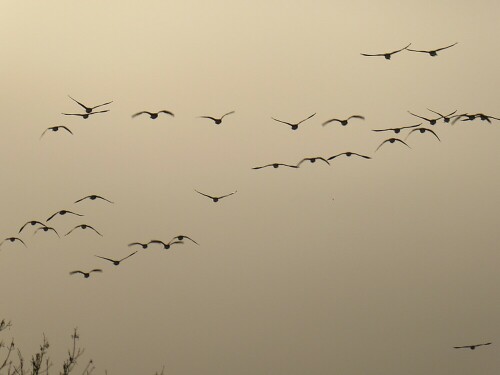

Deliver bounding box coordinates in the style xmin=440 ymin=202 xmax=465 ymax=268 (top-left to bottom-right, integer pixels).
xmin=68 ymin=96 xmax=113 ymax=113
xmin=47 ymin=210 xmax=84 ymax=222
xmin=65 ymin=224 xmax=103 ymax=237
xmin=361 ymin=43 xmax=411 ymax=59
xmin=69 ymin=269 xmax=102 ymax=278
xmin=74 ymin=195 xmax=114 ymax=204
xmin=62 ymin=110 xmax=109 ymax=119
xmin=271 ymin=113 xmax=316 ymax=130
xmin=40 ymin=126 xmax=73 ymax=139
xmin=322 ymin=115 xmax=365 ymax=126
xmin=375 ymin=138 xmax=411 ymax=152
xmin=252 ymin=163 xmax=298 ymax=170
xmin=95 ymin=251 xmax=137 ymax=266
xmin=195 ymin=190 xmax=237 ymax=202
xmin=132 ymin=110 xmax=174 ymax=119
xmin=199 ymin=111 xmax=235 ymax=124
xmin=406 ymin=42 xmax=458 ymax=56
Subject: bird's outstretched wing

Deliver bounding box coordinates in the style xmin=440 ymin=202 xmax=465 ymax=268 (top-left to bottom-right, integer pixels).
xmin=120 ymin=251 xmax=138 ymax=262
xmin=68 ymin=95 xmax=89 ymax=111
xmin=296 ymin=113 xmax=316 ymax=125
xmin=322 ymin=118 xmax=341 ymax=126
xmin=132 ymin=111 xmax=152 ymax=118
xmin=221 ymin=111 xmax=235 ymax=118
xmin=95 ymin=255 xmax=115 ymax=263
xmin=434 ymin=42 xmax=458 ymax=52
xmin=348 ymin=115 xmax=365 ymax=121
xmin=174 ymin=235 xmax=199 ymax=245
xmin=195 ymin=190 xmax=215 ymax=199
xmin=199 ymin=116 xmax=217 ymax=121
xmin=271 ymin=117 xmax=293 ymax=126
xmin=69 ymin=270 xmax=85 ymax=275
xmin=159 ymin=110 xmax=174 ymax=116
xmin=91 ymin=101 xmax=113 ymax=110
xmin=218 ymin=191 xmax=237 ymax=199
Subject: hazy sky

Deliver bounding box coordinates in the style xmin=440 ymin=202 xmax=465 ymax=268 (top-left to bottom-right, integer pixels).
xmin=1 ymin=0 xmax=500 ymax=374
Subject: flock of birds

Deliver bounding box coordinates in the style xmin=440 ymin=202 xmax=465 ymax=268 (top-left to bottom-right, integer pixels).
xmin=4 ymin=41 xmax=498 ymax=352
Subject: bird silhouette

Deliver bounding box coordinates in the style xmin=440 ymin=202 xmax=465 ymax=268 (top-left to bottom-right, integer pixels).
xmin=19 ymin=220 xmax=47 ymax=233
xmin=0 ymin=237 xmax=27 ymax=248
xmin=453 ymin=342 xmax=491 ymax=350
xmin=375 ymin=138 xmax=411 ymax=152
xmin=65 ymin=224 xmax=103 ymax=237
xmin=271 ymin=113 xmax=316 ymax=130
xmin=47 ymin=210 xmax=84 ymax=222
xmin=95 ymin=251 xmax=137 ymax=266
xmin=68 ymin=95 xmax=113 ymax=113
xmin=360 ymin=43 xmax=411 ymax=59
xmin=61 ymin=110 xmax=109 ymax=119
xmin=296 ymin=157 xmax=330 ymax=167
xmin=451 ymin=113 xmax=477 ymax=124
xmin=407 ymin=111 xmax=441 ymax=125
xmin=132 ymin=110 xmax=174 ymax=119
xmin=406 ymin=42 xmax=458 ymax=56
xmin=69 ymin=269 xmax=102 ymax=278
xmin=34 ymin=226 xmax=60 ymax=237
xmin=252 ymin=163 xmax=299 ymax=170
xmin=327 ymin=152 xmax=371 ymax=160
xmin=405 ymin=127 xmax=441 ymax=142
xmin=74 ymin=195 xmax=114 ymax=204
xmin=459 ymin=113 xmax=500 ymax=123
xmin=372 ymin=124 xmax=422 ymax=133
xmin=426 ymin=109 xmax=457 ymax=123
xmin=199 ymin=111 xmax=235 ymax=124
xmin=128 ymin=242 xmax=149 ymax=249
xmin=172 ymin=235 xmax=199 ymax=245
xmin=195 ymin=190 xmax=237 ymax=202
xmin=147 ymin=239 xmax=184 ymax=250
xmin=322 ymin=115 xmax=365 ymax=126
xmin=40 ymin=126 xmax=73 ymax=139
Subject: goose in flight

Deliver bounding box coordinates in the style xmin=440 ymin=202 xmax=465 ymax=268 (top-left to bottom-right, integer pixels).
xmin=195 ymin=190 xmax=237 ymax=202
xmin=407 ymin=111 xmax=441 ymax=125
xmin=172 ymin=235 xmax=199 ymax=245
xmin=0 ymin=237 xmax=27 ymax=248
xmin=40 ymin=126 xmax=73 ymax=139
xmin=322 ymin=115 xmax=365 ymax=126
xmin=34 ymin=225 xmax=60 ymax=237
xmin=360 ymin=43 xmax=411 ymax=59
xmin=62 ymin=110 xmax=109 ymax=119
xmin=19 ymin=220 xmax=46 ymax=233
xmin=453 ymin=342 xmax=491 ymax=350
xmin=296 ymin=157 xmax=330 ymax=167
xmin=65 ymin=224 xmax=103 ymax=237
xmin=327 ymin=152 xmax=371 ymax=160
xmin=74 ymin=195 xmax=114 ymax=204
xmin=68 ymin=95 xmax=113 ymax=113
xmin=128 ymin=242 xmax=149 ymax=249
xmin=372 ymin=123 xmax=422 ymax=133
xmin=406 ymin=42 xmax=458 ymax=56
xmin=132 ymin=110 xmax=174 ymax=119
xmin=69 ymin=269 xmax=102 ymax=278
xmin=252 ymin=163 xmax=298 ymax=170
xmin=199 ymin=111 xmax=235 ymax=124
xmin=426 ymin=109 xmax=457 ymax=123
xmin=459 ymin=113 xmax=500 ymax=123
xmin=95 ymin=251 xmax=137 ymax=266
xmin=375 ymin=138 xmax=411 ymax=152
xmin=405 ymin=127 xmax=441 ymax=142
xmin=46 ymin=210 xmax=84 ymax=222
xmin=147 ymin=239 xmax=184 ymax=250
xmin=271 ymin=113 xmax=316 ymax=130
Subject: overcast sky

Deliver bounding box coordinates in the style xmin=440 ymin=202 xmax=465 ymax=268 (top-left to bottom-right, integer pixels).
xmin=1 ymin=1 xmax=500 ymax=374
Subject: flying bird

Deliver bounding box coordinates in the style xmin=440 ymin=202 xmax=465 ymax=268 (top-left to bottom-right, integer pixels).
xmin=46 ymin=210 xmax=84 ymax=222
xmin=95 ymin=251 xmax=137 ymax=266
xmin=19 ymin=220 xmax=46 ymax=233
xmin=61 ymin=110 xmax=109 ymax=119
xmin=0 ymin=237 xmax=27 ymax=248
xmin=460 ymin=113 xmax=500 ymax=123
xmin=199 ymin=111 xmax=235 ymax=124
xmin=74 ymin=195 xmax=114 ymax=204
xmin=147 ymin=239 xmax=184 ymax=250
xmin=34 ymin=226 xmax=60 ymax=237
xmin=40 ymin=126 xmax=73 ymax=139
xmin=132 ymin=110 xmax=174 ymax=119
xmin=375 ymin=138 xmax=411 ymax=152
xmin=327 ymin=152 xmax=371 ymax=160
xmin=406 ymin=42 xmax=458 ymax=56
xmin=407 ymin=111 xmax=441 ymax=125
xmin=69 ymin=269 xmax=102 ymax=278
xmin=405 ymin=127 xmax=441 ymax=142
xmin=65 ymin=224 xmax=103 ymax=237
xmin=68 ymin=95 xmax=113 ymax=113
xmin=426 ymin=109 xmax=457 ymax=123
xmin=372 ymin=124 xmax=422 ymax=133
xmin=296 ymin=157 xmax=330 ymax=167
xmin=195 ymin=190 xmax=237 ymax=202
xmin=128 ymin=242 xmax=149 ymax=249
xmin=360 ymin=43 xmax=411 ymax=59
xmin=271 ymin=113 xmax=316 ymax=130
xmin=252 ymin=163 xmax=299 ymax=170
xmin=453 ymin=342 xmax=491 ymax=350
xmin=322 ymin=115 xmax=365 ymax=126
xmin=171 ymin=235 xmax=199 ymax=245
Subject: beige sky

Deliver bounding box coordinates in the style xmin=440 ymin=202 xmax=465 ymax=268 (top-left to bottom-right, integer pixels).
xmin=1 ymin=0 xmax=500 ymax=374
